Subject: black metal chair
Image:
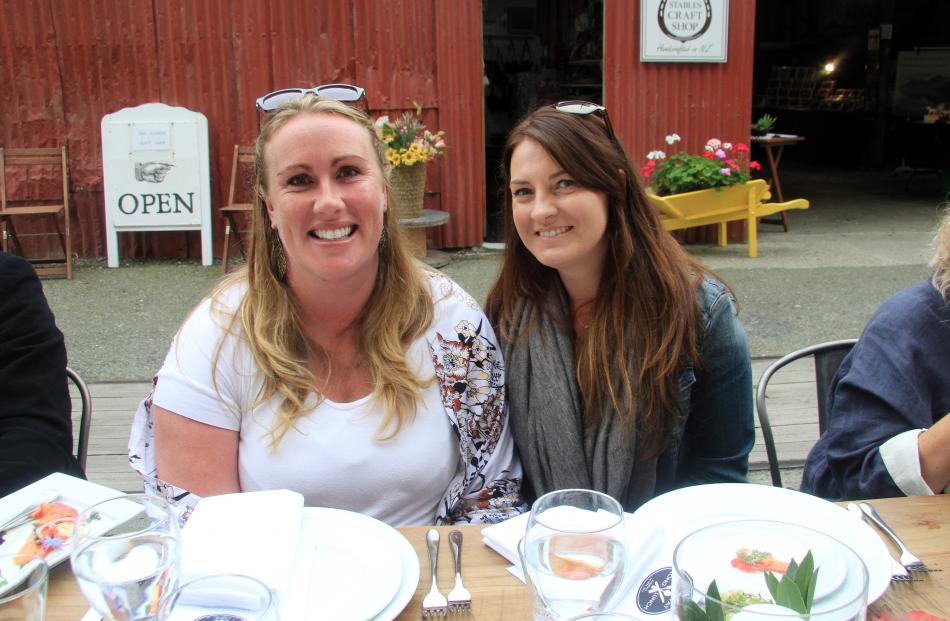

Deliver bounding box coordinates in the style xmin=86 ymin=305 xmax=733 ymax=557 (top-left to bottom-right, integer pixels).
xmin=66 ymin=366 xmax=92 ymax=471
xmin=754 ymin=339 xmax=858 ymax=488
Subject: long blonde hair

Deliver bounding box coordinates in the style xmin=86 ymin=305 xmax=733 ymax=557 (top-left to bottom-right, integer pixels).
xmin=931 ymin=206 xmax=950 ymax=301
xmin=214 ymin=95 xmax=433 ymax=445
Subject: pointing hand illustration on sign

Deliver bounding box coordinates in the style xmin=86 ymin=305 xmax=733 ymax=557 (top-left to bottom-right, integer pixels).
xmin=134 ymin=161 xmax=174 ymax=183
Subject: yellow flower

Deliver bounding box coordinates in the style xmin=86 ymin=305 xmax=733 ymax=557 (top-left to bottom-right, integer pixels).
xmin=385 ymin=148 xmax=400 ymax=166
xmin=401 ymin=151 xmax=417 ymax=166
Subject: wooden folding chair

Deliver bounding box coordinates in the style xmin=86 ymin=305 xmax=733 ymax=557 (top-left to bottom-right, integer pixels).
xmin=220 ymin=145 xmax=257 ymax=274
xmin=0 ymin=146 xmax=73 ymax=279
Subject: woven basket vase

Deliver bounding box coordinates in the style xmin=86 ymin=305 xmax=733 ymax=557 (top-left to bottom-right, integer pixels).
xmin=389 ymin=161 xmax=427 ymax=220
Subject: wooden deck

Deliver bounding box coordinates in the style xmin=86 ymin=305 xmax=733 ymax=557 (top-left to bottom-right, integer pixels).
xmin=71 ymin=356 xmax=823 ymax=494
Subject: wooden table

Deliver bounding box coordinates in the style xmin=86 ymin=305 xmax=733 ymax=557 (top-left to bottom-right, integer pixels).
xmin=752 ymin=134 xmax=806 ymax=232
xmin=45 ymin=494 xmax=949 ymax=619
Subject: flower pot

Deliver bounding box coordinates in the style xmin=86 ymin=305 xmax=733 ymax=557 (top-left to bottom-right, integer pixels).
xmin=648 ymin=180 xmax=808 ymax=257
xmin=389 ymin=161 xmax=427 ymax=220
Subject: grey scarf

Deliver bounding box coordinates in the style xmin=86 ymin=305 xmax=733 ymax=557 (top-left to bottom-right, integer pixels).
xmin=502 ymin=284 xmax=657 ymax=511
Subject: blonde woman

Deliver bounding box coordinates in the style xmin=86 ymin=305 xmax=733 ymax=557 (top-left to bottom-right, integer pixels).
xmin=802 ymin=208 xmax=950 ymax=500
xmin=129 ymin=90 xmax=524 ymax=526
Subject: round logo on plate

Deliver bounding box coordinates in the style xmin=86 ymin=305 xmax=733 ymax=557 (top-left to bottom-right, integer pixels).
xmin=637 ymin=567 xmax=673 ymax=615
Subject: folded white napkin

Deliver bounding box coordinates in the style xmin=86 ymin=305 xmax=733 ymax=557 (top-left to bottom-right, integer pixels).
xmin=179 ymin=489 xmax=313 ymax=619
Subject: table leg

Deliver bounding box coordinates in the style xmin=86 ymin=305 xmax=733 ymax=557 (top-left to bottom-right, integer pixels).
xmin=760 ymin=144 xmax=790 ymax=231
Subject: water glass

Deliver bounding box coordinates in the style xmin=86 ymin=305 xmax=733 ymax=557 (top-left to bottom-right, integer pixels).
xmin=0 ymin=553 xmax=48 ymax=621
xmin=520 ymin=489 xmax=627 ymax=621
xmin=672 ymin=519 xmax=868 ymax=621
xmin=70 ymin=493 xmax=181 ymax=620
xmin=158 ymin=573 xmax=278 ymax=621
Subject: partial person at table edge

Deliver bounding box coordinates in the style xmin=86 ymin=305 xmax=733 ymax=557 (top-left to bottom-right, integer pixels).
xmin=0 ymin=251 xmax=84 ymax=497
xmin=484 ymin=102 xmax=755 ymax=512
xmin=802 ymin=207 xmax=950 ymax=500
xmin=128 ymin=89 xmax=525 ymax=526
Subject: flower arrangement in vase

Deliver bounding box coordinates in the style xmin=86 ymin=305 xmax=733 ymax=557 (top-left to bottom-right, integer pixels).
xmin=374 ymin=106 xmax=446 ymax=169
xmin=374 ymin=106 xmax=446 ymax=220
xmin=641 ymin=133 xmax=761 ymax=196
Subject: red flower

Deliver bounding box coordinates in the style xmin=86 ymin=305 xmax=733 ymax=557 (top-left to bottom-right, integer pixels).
xmin=702 ymin=151 xmax=717 ymax=160
xmin=735 ymin=143 xmax=749 ymax=153
xmin=749 ymin=160 xmax=762 ymax=171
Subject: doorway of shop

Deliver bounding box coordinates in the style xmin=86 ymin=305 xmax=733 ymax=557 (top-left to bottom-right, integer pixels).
xmin=482 ymin=0 xmax=604 ymax=244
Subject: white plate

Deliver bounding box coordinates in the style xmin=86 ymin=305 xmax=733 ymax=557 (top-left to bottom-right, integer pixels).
xmin=627 ymin=484 xmax=891 ymax=604
xmin=676 ymin=520 xmax=846 ymax=600
xmin=302 ymin=508 xmax=418 ymax=621
xmin=0 ymin=473 xmax=123 ymax=570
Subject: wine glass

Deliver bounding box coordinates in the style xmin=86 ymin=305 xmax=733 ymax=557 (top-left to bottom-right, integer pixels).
xmin=70 ymin=493 xmax=181 ymax=620
xmin=520 ymin=489 xmax=627 ymax=621
xmin=672 ymin=519 xmax=868 ymax=621
xmin=157 ymin=573 xmax=278 ymax=620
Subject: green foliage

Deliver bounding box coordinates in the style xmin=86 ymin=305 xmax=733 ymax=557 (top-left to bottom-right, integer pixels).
xmin=765 ymin=551 xmax=820 ymax=614
xmin=649 ymin=152 xmax=751 ymax=196
xmin=752 ymin=113 xmax=777 ymax=133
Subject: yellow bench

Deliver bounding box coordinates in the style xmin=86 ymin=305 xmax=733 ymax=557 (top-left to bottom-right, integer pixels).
xmin=648 ymin=179 xmax=809 ymax=257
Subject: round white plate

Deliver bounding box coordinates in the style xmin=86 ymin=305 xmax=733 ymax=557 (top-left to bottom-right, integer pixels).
xmin=677 ymin=520 xmax=846 ymax=600
xmin=628 ymin=483 xmax=891 ymax=604
xmin=302 ymin=508 xmax=418 ymax=621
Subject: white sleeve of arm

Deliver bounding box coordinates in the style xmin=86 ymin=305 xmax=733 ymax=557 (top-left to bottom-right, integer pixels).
xmin=153 ymin=297 xmax=245 ymax=431
xmin=878 ymin=429 xmax=935 ymax=496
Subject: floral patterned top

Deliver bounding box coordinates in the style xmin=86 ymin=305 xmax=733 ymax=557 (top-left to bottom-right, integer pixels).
xmin=128 ymin=271 xmax=526 ymax=525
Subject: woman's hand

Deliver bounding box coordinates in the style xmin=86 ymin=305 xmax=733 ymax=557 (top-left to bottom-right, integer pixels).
xmin=918 ymin=414 xmax=950 ymax=493
xmin=153 ymin=405 xmax=241 ymax=496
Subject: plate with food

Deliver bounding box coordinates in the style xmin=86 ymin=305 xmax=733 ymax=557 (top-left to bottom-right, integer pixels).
xmin=0 ymin=472 xmax=124 ymax=571
xmin=627 ymin=483 xmax=890 ymax=604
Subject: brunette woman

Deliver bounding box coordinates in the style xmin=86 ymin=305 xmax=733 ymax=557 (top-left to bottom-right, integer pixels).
xmin=485 ymin=102 xmax=754 ymax=510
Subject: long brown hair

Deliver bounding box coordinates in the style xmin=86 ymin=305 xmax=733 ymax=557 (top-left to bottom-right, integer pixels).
xmin=211 ymin=95 xmax=433 ymax=445
xmin=485 ymin=106 xmax=711 ymax=456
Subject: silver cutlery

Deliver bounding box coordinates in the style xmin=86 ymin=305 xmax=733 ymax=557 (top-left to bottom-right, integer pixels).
xmin=447 ymin=530 xmax=472 ymax=613
xmin=846 ymin=504 xmax=919 ymax=582
xmin=0 ymin=489 xmax=60 ymax=532
xmin=422 ymin=528 xmax=448 ymax=617
xmin=859 ymin=502 xmax=941 ymax=573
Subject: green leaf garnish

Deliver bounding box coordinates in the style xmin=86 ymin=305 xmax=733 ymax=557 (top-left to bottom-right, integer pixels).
xmin=765 ymin=550 xmax=820 ymax=614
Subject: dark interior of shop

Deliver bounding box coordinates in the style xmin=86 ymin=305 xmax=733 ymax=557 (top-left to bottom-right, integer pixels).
xmin=481 ymin=0 xmax=950 ymax=242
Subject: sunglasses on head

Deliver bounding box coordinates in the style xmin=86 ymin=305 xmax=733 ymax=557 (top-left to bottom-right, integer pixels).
xmin=553 ymin=100 xmax=617 ymax=145
xmin=255 ymin=83 xmax=366 ymax=113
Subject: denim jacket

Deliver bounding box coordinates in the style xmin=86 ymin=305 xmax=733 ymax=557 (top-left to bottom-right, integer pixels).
xmin=654 ymin=276 xmax=755 ymax=494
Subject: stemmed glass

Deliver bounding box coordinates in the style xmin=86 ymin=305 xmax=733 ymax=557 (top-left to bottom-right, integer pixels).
xmin=520 ymin=489 xmax=628 ymax=621
xmin=70 ymin=493 xmax=181 ymax=620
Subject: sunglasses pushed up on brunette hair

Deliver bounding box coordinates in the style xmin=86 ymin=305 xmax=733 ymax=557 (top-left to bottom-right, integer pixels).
xmin=552 ymin=100 xmax=618 ymax=146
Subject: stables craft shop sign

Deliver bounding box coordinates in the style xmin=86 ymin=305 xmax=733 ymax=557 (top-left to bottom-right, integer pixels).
xmin=640 ymin=0 xmax=728 ymax=63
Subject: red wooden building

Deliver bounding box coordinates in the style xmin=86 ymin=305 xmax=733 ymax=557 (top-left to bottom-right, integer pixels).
xmin=0 ymin=1 xmax=755 ymax=261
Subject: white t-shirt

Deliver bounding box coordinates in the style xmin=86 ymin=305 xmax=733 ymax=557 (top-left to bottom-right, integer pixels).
xmin=153 ymin=283 xmax=459 ymax=527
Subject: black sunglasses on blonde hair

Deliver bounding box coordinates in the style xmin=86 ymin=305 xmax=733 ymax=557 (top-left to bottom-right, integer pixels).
xmin=255 ymin=83 xmax=366 ymax=113
xmin=553 ymin=100 xmax=617 ymax=145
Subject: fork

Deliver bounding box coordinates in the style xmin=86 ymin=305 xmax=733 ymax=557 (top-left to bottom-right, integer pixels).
xmin=447 ymin=530 xmax=472 ymax=612
xmin=846 ymin=504 xmax=919 ymax=582
xmin=859 ymin=502 xmax=942 ymax=573
xmin=422 ymin=528 xmax=448 ymax=617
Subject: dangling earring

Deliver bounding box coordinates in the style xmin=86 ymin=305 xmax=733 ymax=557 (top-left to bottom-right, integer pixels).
xmin=378 ymin=224 xmax=389 ymax=252
xmin=272 ymin=235 xmax=287 ymax=280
